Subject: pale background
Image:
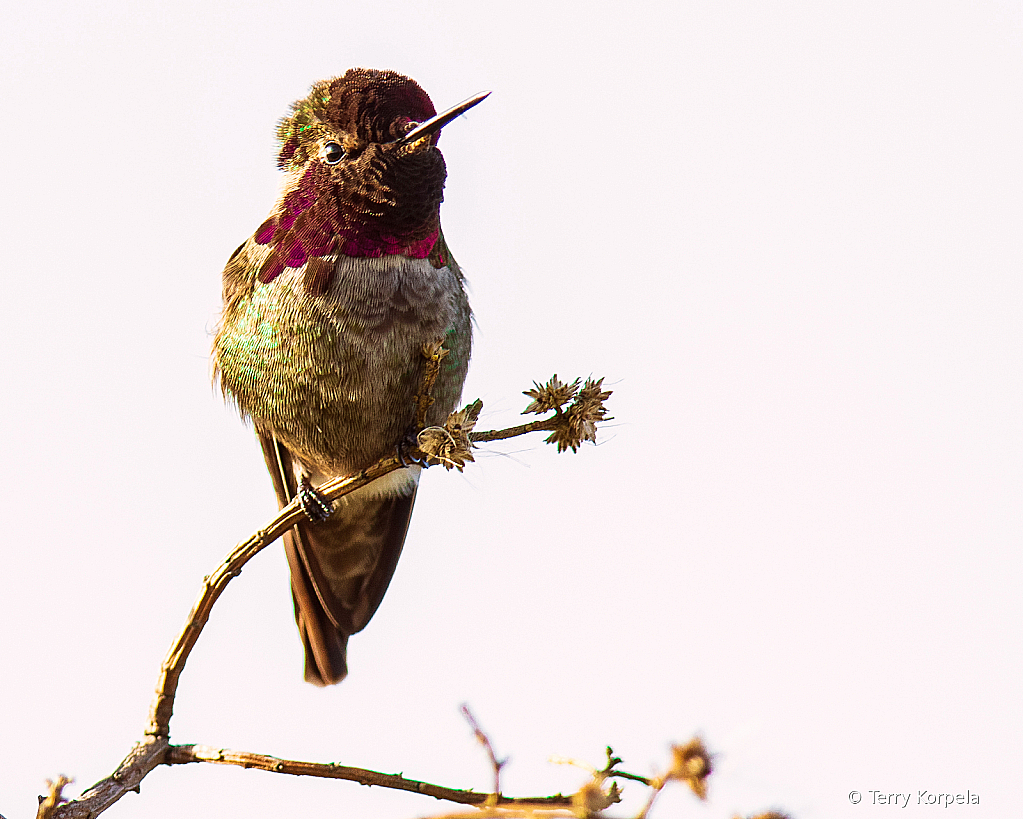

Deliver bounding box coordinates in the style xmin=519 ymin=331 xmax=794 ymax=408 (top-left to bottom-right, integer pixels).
xmin=1 ymin=2 xmax=1020 ymax=817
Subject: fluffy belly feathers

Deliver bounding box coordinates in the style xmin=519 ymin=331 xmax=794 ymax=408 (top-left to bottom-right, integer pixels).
xmin=215 ymin=253 xmax=470 ymax=475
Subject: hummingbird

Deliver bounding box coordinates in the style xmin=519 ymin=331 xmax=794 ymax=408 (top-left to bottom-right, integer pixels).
xmin=213 ymin=69 xmax=486 ymax=685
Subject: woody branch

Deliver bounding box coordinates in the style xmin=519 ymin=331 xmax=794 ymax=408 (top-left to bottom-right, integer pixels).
xmin=40 ymin=343 xmax=613 ymax=819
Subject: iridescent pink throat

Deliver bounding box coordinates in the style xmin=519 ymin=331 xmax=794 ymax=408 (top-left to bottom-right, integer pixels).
xmin=253 ymin=163 xmax=437 ymax=285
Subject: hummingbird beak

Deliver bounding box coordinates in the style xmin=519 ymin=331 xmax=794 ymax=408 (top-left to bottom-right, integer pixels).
xmin=393 ymin=91 xmax=491 ymax=147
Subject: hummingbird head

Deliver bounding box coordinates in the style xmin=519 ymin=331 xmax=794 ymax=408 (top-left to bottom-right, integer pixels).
xmin=253 ymin=69 xmax=487 ymax=288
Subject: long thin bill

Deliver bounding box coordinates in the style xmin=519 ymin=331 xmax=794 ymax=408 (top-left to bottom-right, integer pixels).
xmin=394 ymin=91 xmax=491 ymax=146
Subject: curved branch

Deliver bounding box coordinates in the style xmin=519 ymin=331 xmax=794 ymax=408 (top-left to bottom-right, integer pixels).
xmin=45 ymin=364 xmax=613 ymax=819
xmin=145 ymin=455 xmax=405 ymax=738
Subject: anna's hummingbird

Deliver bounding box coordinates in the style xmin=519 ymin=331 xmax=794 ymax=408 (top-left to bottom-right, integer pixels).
xmin=213 ymin=69 xmax=485 ymax=685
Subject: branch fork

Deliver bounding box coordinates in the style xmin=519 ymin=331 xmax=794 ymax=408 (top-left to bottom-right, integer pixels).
xmin=41 ymin=345 xmax=615 ymax=819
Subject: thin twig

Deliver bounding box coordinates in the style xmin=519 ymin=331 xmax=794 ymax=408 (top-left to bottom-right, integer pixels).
xmin=469 ymin=417 xmax=558 ymax=443
xmin=634 ymin=777 xmax=666 ymax=819
xmin=164 ymin=745 xmax=570 ymax=808
xmin=608 ymin=769 xmax=654 ymax=786
xmin=460 ymin=706 xmax=506 ymax=800
xmin=600 ymin=746 xmax=654 ymax=787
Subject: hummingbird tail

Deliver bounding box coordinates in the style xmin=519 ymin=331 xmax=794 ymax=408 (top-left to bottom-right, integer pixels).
xmin=258 ymin=431 xmax=416 ymax=686
xmin=283 ymin=524 xmax=351 ymax=685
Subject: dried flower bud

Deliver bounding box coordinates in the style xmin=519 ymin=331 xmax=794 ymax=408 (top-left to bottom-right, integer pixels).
xmin=667 ymin=738 xmax=713 ymax=800
xmin=523 ymin=375 xmax=581 ymax=414
xmin=421 ymin=339 xmax=451 ymax=363
xmin=545 ymin=377 xmax=613 ymax=453
xmin=571 ymin=781 xmax=619 ymax=815
xmin=447 ymin=398 xmax=483 ymax=438
xmin=416 ymin=400 xmax=482 ymax=471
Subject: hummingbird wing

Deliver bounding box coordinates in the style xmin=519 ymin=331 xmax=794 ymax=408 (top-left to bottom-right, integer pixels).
xmin=257 ymin=431 xmax=415 ymax=685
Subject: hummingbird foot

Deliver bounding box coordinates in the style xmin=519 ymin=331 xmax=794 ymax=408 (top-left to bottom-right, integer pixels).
xmin=395 ymin=433 xmax=427 ymax=469
xmin=297 ymin=476 xmax=333 ymax=522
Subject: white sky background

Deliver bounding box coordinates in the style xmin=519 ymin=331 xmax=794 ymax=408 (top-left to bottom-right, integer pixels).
xmin=1 ymin=1 xmax=1021 ymax=817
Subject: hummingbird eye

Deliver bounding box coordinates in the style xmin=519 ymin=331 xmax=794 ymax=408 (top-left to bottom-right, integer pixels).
xmin=323 ymin=142 xmax=346 ymax=164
